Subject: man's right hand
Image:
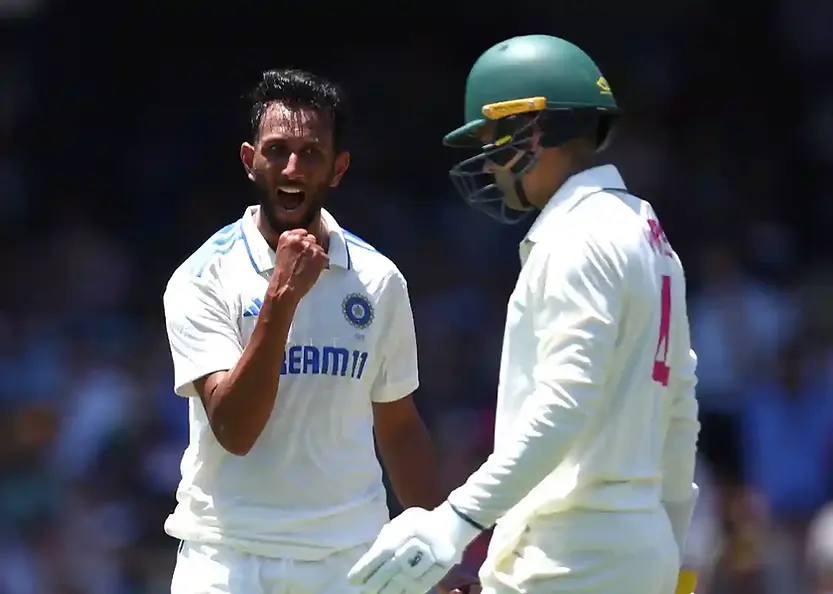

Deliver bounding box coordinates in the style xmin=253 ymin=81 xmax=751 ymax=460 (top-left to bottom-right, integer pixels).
xmin=270 ymin=229 xmax=328 ymax=300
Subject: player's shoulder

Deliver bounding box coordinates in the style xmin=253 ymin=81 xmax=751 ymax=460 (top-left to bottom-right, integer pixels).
xmin=534 ymin=189 xmax=637 ymax=252
xmin=574 ymin=189 xmax=664 ymax=255
xmin=579 ymin=190 xmax=688 ymax=289
xmin=165 ymin=219 xmax=246 ymax=300
xmin=338 ymin=227 xmax=412 ymax=315
xmin=581 ymin=187 xmax=649 ymax=228
xmin=341 ymin=228 xmax=405 ymax=285
xmin=531 ymin=189 xmax=662 ymax=281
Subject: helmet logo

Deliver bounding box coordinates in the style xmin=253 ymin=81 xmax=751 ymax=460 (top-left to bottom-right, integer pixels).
xmin=596 ymin=77 xmax=612 ymax=95
xmin=481 ymin=96 xmax=546 ymax=120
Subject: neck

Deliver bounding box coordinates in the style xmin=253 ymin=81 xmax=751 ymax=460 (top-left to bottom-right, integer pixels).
xmin=256 ymin=209 xmax=329 ymax=253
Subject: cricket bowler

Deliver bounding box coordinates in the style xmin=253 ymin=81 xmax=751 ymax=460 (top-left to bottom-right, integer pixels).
xmin=348 ymin=34 xmax=701 ymax=594
xmin=163 ymin=68 xmax=474 ymax=594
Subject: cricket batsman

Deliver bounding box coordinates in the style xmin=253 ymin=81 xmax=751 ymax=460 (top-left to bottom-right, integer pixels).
xmin=348 ymin=34 xmax=701 ymax=594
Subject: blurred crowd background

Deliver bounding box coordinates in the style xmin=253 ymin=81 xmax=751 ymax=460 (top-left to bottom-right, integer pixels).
xmin=4 ymin=1 xmax=833 ymax=593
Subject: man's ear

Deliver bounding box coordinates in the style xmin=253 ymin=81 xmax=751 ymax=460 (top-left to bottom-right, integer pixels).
xmin=330 ymin=151 xmax=351 ymax=187
xmin=240 ymin=142 xmax=256 ymax=181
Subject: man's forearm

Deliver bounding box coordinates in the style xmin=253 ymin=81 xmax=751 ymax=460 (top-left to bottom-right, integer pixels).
xmin=378 ymin=420 xmax=444 ymax=509
xmin=208 ymin=288 xmax=297 ymax=455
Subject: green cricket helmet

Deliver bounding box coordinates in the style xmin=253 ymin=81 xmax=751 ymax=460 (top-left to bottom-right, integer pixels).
xmin=445 ymin=34 xmax=621 ymax=224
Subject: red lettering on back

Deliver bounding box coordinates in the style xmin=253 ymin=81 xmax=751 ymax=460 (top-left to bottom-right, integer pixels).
xmin=652 ymin=275 xmax=672 ymax=386
xmin=646 ymin=219 xmax=673 ymax=257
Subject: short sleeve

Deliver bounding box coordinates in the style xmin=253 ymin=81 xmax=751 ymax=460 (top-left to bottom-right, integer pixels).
xmin=370 ymin=271 xmax=419 ymax=403
xmin=164 ymin=276 xmax=244 ymax=397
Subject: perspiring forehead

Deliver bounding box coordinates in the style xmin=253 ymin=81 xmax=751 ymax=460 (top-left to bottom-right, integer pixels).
xmin=257 ymin=102 xmax=333 ymax=150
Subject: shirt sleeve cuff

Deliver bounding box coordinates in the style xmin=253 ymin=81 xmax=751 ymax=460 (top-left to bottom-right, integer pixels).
xmin=174 ymin=359 xmax=238 ymax=397
xmin=433 ymin=501 xmax=483 ymax=553
xmin=370 ymin=377 xmax=419 ymax=403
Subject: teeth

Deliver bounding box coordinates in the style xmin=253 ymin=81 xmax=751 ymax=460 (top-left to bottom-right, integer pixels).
xmin=279 ymin=187 xmax=302 ymax=194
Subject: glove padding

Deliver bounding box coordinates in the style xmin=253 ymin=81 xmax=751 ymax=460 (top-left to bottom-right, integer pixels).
xmin=348 ymin=504 xmax=482 ymax=594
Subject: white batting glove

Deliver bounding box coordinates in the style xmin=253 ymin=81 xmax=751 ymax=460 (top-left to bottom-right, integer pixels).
xmin=347 ymin=503 xmax=482 ymax=594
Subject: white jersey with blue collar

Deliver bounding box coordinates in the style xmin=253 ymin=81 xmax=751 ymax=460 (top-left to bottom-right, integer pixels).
xmin=162 ymin=205 xmax=418 ymax=560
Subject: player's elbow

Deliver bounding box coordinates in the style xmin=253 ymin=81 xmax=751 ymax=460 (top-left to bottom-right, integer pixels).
xmin=200 ymin=381 xmax=268 ymax=456
xmin=206 ymin=406 xmax=259 ymax=456
xmin=225 ymin=444 xmax=254 ymax=457
xmin=213 ymin=427 xmax=257 ymax=456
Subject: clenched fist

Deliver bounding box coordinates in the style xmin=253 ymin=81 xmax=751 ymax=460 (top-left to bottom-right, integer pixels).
xmin=270 ymin=229 xmax=328 ymax=301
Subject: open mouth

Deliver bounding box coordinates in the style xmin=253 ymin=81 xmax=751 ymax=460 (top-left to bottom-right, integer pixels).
xmin=276 ymin=186 xmax=306 ymax=211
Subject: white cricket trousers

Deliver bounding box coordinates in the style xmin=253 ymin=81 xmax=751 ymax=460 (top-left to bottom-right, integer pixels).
xmin=480 ymin=508 xmax=680 ymax=594
xmin=170 ymin=541 xmax=370 ymax=594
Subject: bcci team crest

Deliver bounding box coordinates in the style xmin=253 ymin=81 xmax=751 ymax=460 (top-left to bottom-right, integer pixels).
xmin=342 ymin=293 xmax=374 ymax=329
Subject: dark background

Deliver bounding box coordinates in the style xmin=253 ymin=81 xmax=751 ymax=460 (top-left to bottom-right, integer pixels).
xmin=3 ymin=0 xmax=833 ymax=592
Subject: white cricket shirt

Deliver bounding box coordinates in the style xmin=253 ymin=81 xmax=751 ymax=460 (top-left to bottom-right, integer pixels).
xmin=162 ymin=206 xmax=418 ymax=560
xmin=447 ymin=165 xmax=699 ymax=538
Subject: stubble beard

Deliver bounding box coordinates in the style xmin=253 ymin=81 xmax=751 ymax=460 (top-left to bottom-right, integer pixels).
xmin=253 ymin=177 xmax=327 ymax=236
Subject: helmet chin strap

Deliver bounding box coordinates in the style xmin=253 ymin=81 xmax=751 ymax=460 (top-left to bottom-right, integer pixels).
xmin=493 ymin=149 xmax=537 ymax=211
xmin=513 ymin=178 xmax=533 ymax=209
xmin=493 ymin=167 xmax=533 ymax=210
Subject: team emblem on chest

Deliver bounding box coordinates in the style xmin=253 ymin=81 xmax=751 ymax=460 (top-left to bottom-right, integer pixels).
xmin=342 ymin=293 xmax=374 ymax=329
